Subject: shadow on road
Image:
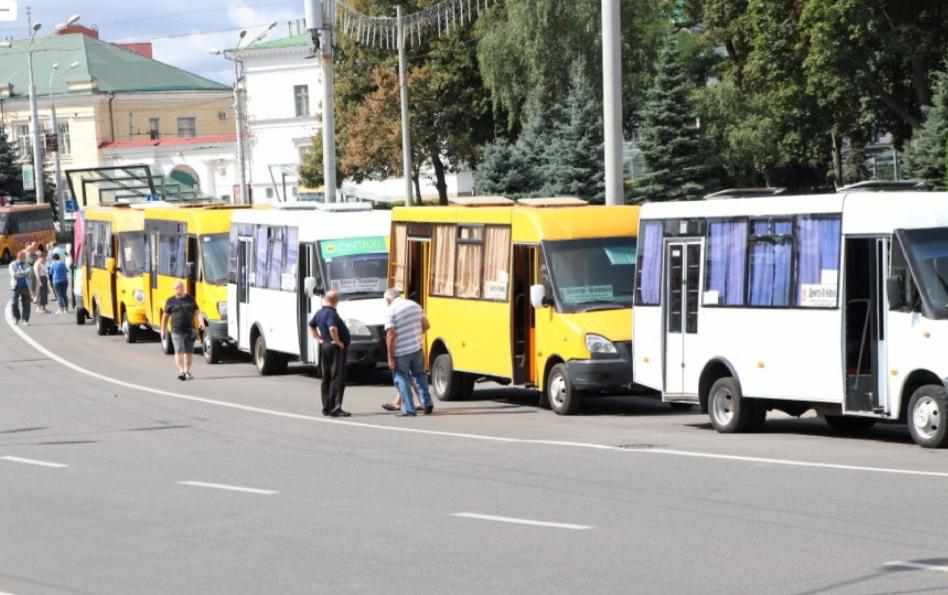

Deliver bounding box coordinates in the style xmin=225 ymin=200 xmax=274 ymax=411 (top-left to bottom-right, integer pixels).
xmin=685 ymin=416 xmax=916 ymax=445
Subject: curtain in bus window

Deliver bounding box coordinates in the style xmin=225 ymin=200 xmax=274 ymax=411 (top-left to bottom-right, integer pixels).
xmin=431 ymin=224 xmax=456 ymax=296
xmin=482 ymin=226 xmax=511 ymax=301
xmin=392 ymin=224 xmax=408 ymax=291
xmin=796 ymin=216 xmax=841 ymax=307
xmin=705 ymin=220 xmax=747 ymax=305
xmin=284 ymin=227 xmax=299 ymax=291
xmin=748 ymin=222 xmax=792 ymax=306
xmin=228 ymin=225 xmax=239 ymax=283
xmin=455 ymin=226 xmax=483 ymax=299
xmin=268 ymin=227 xmax=285 ymax=290
xmin=637 ymin=221 xmax=664 ymax=305
xmin=255 ymin=226 xmax=268 ymax=287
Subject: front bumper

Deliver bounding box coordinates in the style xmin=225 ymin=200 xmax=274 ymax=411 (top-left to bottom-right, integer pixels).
xmin=125 ymin=305 xmax=149 ymax=325
xmin=347 ymin=325 xmax=387 ymax=367
xmin=565 ymin=341 xmax=634 ymax=392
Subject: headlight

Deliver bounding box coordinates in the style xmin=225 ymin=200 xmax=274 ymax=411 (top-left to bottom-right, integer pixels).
xmin=217 ymin=301 xmax=227 ymax=318
xmin=133 ymin=289 xmax=145 ymax=303
xmin=585 ymin=334 xmax=617 ymax=355
xmin=347 ymin=319 xmax=373 ymax=337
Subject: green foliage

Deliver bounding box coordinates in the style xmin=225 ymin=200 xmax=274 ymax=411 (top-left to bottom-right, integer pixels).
xmin=299 ymin=139 xmax=343 ymax=190
xmin=474 ymin=141 xmax=535 ymax=195
xmin=904 ymin=65 xmax=948 ymax=189
xmin=0 ymin=129 xmax=22 ymax=197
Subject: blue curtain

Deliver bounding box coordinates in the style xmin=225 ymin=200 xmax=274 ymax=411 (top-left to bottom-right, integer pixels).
xmin=796 ymin=217 xmax=841 ymax=305
xmin=638 ymin=222 xmax=663 ymax=305
xmin=707 ymin=221 xmax=747 ymax=305
xmin=749 ymin=221 xmax=792 ymax=306
xmin=255 ymin=226 xmax=268 ymax=288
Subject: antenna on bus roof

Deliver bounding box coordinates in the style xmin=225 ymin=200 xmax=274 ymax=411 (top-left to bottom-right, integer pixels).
xmin=836 ymin=180 xmax=928 ymax=192
xmin=704 ymin=188 xmax=786 ymax=200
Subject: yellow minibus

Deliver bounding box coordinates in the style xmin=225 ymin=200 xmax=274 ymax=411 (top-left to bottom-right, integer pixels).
xmin=143 ymin=205 xmax=243 ymax=361
xmin=389 ymin=197 xmax=640 ymax=414
xmin=75 ymin=205 xmax=150 ymax=340
xmin=0 ymin=204 xmax=55 ymax=264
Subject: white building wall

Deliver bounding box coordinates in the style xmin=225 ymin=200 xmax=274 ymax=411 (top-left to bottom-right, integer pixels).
xmin=101 ymin=145 xmax=238 ymax=201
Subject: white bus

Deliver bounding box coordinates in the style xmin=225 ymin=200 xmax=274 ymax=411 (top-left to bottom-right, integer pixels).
xmin=227 ymin=204 xmax=392 ymax=375
xmin=632 ymin=191 xmax=948 ymax=448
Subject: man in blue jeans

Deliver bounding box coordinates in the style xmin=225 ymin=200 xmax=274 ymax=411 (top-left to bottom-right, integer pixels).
xmin=9 ymin=251 xmax=32 ymax=325
xmin=384 ymin=288 xmax=433 ymax=416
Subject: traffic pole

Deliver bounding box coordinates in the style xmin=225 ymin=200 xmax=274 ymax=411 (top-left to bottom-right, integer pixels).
xmin=602 ymin=0 xmax=623 ymax=206
xmin=397 ymin=5 xmax=413 ymax=206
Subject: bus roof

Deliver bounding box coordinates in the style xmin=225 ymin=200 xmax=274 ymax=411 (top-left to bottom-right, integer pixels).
xmin=144 ymin=205 xmax=246 ymax=235
xmin=638 ymin=192 xmax=948 ymax=235
xmin=392 ymin=205 xmax=640 ymax=242
xmin=82 ymin=205 xmax=146 ymax=233
xmin=231 ymin=207 xmax=391 ymax=243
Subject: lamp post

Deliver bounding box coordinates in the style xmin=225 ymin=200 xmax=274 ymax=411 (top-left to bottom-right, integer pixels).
xmin=212 ymin=21 xmax=277 ymax=205
xmin=49 ymin=61 xmax=79 ymax=220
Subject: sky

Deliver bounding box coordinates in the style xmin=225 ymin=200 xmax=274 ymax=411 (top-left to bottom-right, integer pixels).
xmin=0 ymin=0 xmax=306 ymax=83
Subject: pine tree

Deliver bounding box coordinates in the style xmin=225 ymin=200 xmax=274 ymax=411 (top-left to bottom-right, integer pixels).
xmin=904 ymin=63 xmax=948 ymax=190
xmin=635 ymin=35 xmax=715 ymax=201
xmin=0 ymin=129 xmax=22 ymax=198
xmin=475 ymin=141 xmax=534 ymax=195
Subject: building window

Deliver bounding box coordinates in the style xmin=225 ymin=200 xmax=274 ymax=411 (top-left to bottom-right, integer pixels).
xmin=149 ymin=117 xmax=160 ymax=140
xmin=16 ymin=124 xmax=30 ymax=159
xmin=57 ymin=122 xmax=71 ymax=155
xmin=177 ymin=117 xmax=196 ymax=138
xmin=294 ymin=85 xmax=309 ymax=117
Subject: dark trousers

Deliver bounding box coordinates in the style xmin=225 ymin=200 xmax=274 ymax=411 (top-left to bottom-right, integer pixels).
xmin=53 ymin=282 xmax=69 ymax=309
xmin=11 ymin=287 xmax=31 ymax=322
xmin=320 ymin=343 xmax=347 ymax=414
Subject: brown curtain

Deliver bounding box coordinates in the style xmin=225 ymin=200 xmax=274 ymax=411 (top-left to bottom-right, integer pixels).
xmin=392 ymin=224 xmax=408 ymax=290
xmin=481 ymin=226 xmax=511 ymax=301
xmin=431 ymin=224 xmax=456 ymax=296
xmin=455 ymin=226 xmax=483 ymax=298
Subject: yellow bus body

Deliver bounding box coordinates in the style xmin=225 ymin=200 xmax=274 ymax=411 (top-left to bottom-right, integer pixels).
xmin=0 ymin=204 xmax=55 ymax=264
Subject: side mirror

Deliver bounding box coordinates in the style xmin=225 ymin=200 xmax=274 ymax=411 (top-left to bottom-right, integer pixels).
xmin=530 ymin=284 xmax=551 ymax=309
xmin=186 ymin=262 xmax=196 ymax=281
xmin=886 ymin=274 xmax=906 ymax=311
xmin=304 ymin=276 xmax=317 ymax=296
xmin=105 ymin=257 xmax=116 ymax=274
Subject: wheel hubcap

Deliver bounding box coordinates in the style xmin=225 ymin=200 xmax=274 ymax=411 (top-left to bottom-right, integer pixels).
xmin=255 ymin=341 xmax=264 ymax=367
xmin=434 ymin=360 xmax=448 ymax=395
xmin=711 ymin=388 xmax=735 ymax=426
xmin=549 ymin=374 xmax=567 ymax=408
xmin=913 ymin=396 xmax=941 ymax=441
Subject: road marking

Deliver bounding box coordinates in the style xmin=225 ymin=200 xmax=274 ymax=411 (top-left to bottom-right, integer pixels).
xmin=1 ymin=455 xmax=68 ymax=469
xmin=178 ymin=481 xmax=278 ymax=495
xmin=7 ymin=301 xmax=948 ymax=481
xmin=452 ymin=512 xmax=592 ymax=530
xmin=884 ymin=561 xmax=948 ymax=574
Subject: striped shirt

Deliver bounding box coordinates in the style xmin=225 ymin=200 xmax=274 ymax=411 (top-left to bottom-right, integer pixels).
xmin=385 ymin=298 xmax=425 ymax=357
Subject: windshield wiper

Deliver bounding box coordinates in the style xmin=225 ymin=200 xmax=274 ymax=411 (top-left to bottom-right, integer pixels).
xmin=575 ymin=300 xmax=626 ymax=312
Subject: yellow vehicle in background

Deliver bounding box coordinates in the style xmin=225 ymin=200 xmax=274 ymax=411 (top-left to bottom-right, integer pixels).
xmin=143 ymin=205 xmax=244 ymax=362
xmin=75 ymin=205 xmax=152 ymax=340
xmin=0 ymin=204 xmax=55 ymax=264
xmin=389 ymin=197 xmax=640 ymax=415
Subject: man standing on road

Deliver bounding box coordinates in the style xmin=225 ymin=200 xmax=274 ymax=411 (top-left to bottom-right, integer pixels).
xmin=309 ymin=289 xmax=351 ymax=417
xmin=160 ymin=280 xmax=203 ymax=381
xmin=9 ymin=251 xmax=32 ymax=325
xmin=384 ymin=288 xmax=433 ymax=417
xmin=49 ymin=253 xmax=70 ymax=314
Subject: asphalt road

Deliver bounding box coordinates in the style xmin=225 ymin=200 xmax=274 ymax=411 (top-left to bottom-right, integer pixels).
xmin=1 ymin=288 xmax=947 ymax=594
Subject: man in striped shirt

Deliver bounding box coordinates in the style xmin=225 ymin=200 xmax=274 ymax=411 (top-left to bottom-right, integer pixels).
xmin=384 ymin=288 xmax=433 ymax=416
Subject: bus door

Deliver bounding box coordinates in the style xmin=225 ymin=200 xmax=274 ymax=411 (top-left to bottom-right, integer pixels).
xmin=405 ymin=233 xmax=430 ymax=362
xmin=298 ymin=242 xmax=320 ymax=365
xmin=664 ymin=240 xmax=702 ymax=396
xmin=236 ymin=236 xmax=253 ymax=349
xmin=843 ymin=237 xmax=887 ymax=413
xmin=512 ymin=245 xmax=536 ymax=385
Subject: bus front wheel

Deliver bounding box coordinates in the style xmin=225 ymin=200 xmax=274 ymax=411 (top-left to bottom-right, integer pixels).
xmin=161 ymin=330 xmax=175 ymax=355
xmin=908 ymin=385 xmax=948 ymax=448
xmin=203 ymin=335 xmax=221 ymax=365
xmin=121 ymin=313 xmax=139 ymax=344
xmin=708 ymin=377 xmax=764 ymax=433
xmin=547 ymin=363 xmax=581 ymax=415
xmin=93 ymin=304 xmax=112 ymax=337
xmin=431 ymin=352 xmax=473 ymax=401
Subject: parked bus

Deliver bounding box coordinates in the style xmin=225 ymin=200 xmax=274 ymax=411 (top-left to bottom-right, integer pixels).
xmin=143 ymin=204 xmax=243 ymax=361
xmin=0 ymin=204 xmax=55 ymax=263
xmin=389 ymin=197 xmax=640 ymax=415
xmin=75 ymin=205 xmax=152 ymax=340
xmin=632 ymin=191 xmax=948 ymax=448
xmin=227 ymin=203 xmax=391 ymax=375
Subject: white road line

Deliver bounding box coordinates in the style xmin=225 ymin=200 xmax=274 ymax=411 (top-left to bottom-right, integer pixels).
xmin=7 ymin=301 xmax=948 ymax=481
xmin=1 ymin=455 xmax=68 ymax=469
xmin=178 ymin=481 xmax=279 ymax=495
xmin=884 ymin=561 xmax=948 ymax=574
xmin=452 ymin=512 xmax=593 ymax=531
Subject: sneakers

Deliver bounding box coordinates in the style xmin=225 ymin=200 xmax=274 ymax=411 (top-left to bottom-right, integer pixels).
xmin=424 ymin=405 xmax=434 ymax=415
xmin=177 ymin=373 xmax=186 ymax=381
xmin=185 ymin=372 xmax=193 ymax=380
xmin=382 ymin=403 xmax=399 ymax=412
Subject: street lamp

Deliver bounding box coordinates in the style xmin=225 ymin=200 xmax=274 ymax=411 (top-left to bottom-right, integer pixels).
xmin=211 ymin=21 xmax=278 ymax=205
xmin=49 ymin=60 xmax=79 ymax=220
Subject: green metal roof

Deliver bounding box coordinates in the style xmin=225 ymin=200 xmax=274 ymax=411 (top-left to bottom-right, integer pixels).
xmin=0 ymin=33 xmax=228 ymax=97
xmin=241 ymin=33 xmax=312 ymax=51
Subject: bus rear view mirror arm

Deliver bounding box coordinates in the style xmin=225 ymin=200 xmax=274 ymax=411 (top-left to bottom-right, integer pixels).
xmin=530 ymin=284 xmax=553 ymax=309
xmin=887 ymin=274 xmax=907 ymax=311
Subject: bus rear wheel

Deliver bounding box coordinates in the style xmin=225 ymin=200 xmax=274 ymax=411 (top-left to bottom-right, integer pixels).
xmin=161 ymin=330 xmax=175 ymax=355
xmin=908 ymin=385 xmax=948 ymax=448
xmin=76 ymin=307 xmax=87 ymax=326
xmin=708 ymin=377 xmax=764 ymax=433
xmin=253 ymin=332 xmax=284 ymax=376
xmin=203 ymin=335 xmax=222 ymax=364
xmin=431 ymin=352 xmax=473 ymax=401
xmin=93 ymin=304 xmax=112 ymax=336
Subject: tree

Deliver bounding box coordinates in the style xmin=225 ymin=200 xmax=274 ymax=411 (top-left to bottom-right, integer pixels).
xmin=634 ymin=35 xmax=715 ymax=201
xmin=904 ymin=63 xmax=948 ymax=189
xmin=298 ymin=139 xmax=343 ymax=191
xmin=0 ymin=129 xmax=22 ymax=198
xmin=474 ymin=141 xmax=534 ymax=195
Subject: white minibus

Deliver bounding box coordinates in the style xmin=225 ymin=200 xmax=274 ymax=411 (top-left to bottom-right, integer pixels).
xmin=632 ymin=191 xmax=948 ymax=448
xmin=227 ymin=204 xmax=392 ymax=375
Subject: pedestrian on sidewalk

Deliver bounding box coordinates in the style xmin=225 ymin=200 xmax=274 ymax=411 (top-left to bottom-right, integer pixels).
xmin=309 ymin=289 xmax=351 ymax=417
xmin=9 ymin=251 xmax=32 ymax=325
xmin=160 ymin=280 xmax=203 ymax=381
xmin=33 ymin=249 xmax=49 ymax=313
xmin=384 ymin=288 xmax=433 ymax=417
xmin=49 ymin=253 xmax=70 ymax=313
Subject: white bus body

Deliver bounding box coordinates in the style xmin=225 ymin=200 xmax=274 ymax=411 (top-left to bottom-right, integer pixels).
xmin=227 ymin=205 xmax=392 ymax=375
xmin=632 ymin=192 xmax=948 ymax=447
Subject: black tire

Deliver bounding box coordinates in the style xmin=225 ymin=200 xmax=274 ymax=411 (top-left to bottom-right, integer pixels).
xmin=907 ymin=385 xmax=948 ymax=448
xmin=0 ymin=248 xmax=11 ymax=265
xmin=823 ymin=415 xmax=877 ymax=434
xmin=430 ymin=352 xmax=473 ymax=401
xmin=121 ymin=312 xmax=138 ymax=344
xmin=708 ymin=377 xmax=764 ymax=433
xmin=93 ymin=303 xmax=110 ymax=337
xmin=546 ymin=363 xmax=582 ymax=415
xmin=203 ymin=334 xmax=221 ymax=364
xmin=161 ymin=330 xmax=175 ymax=355
xmin=76 ymin=307 xmax=87 ymax=326
xmin=252 ymin=332 xmax=281 ymax=376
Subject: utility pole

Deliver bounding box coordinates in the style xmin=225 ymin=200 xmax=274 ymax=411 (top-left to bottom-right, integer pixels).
xmin=307 ymin=0 xmax=336 ymax=203
xmin=602 ymin=0 xmax=623 ymax=206
xmin=233 ymin=58 xmax=248 ymax=204
xmin=26 ymin=26 xmax=44 ymax=205
xmin=397 ymin=5 xmax=413 ymax=206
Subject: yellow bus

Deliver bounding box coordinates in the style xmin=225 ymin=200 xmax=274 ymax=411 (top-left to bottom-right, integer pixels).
xmin=143 ymin=205 xmax=243 ymax=362
xmin=76 ymin=205 xmax=154 ymax=340
xmin=0 ymin=204 xmax=55 ymax=264
xmin=389 ymin=197 xmax=640 ymax=414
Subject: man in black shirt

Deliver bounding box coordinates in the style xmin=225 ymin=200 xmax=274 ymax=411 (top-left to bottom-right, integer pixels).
xmin=309 ymin=289 xmax=351 ymax=417
xmin=161 ymin=280 xmax=204 ymax=381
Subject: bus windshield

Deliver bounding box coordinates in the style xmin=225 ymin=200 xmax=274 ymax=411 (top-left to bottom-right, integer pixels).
xmin=545 ymin=237 xmax=637 ymax=312
xmin=902 ymin=227 xmax=948 ymax=319
xmin=119 ymin=232 xmax=147 ymax=277
xmin=202 ymin=234 xmax=230 ymax=285
xmin=319 ymin=236 xmax=388 ymax=297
